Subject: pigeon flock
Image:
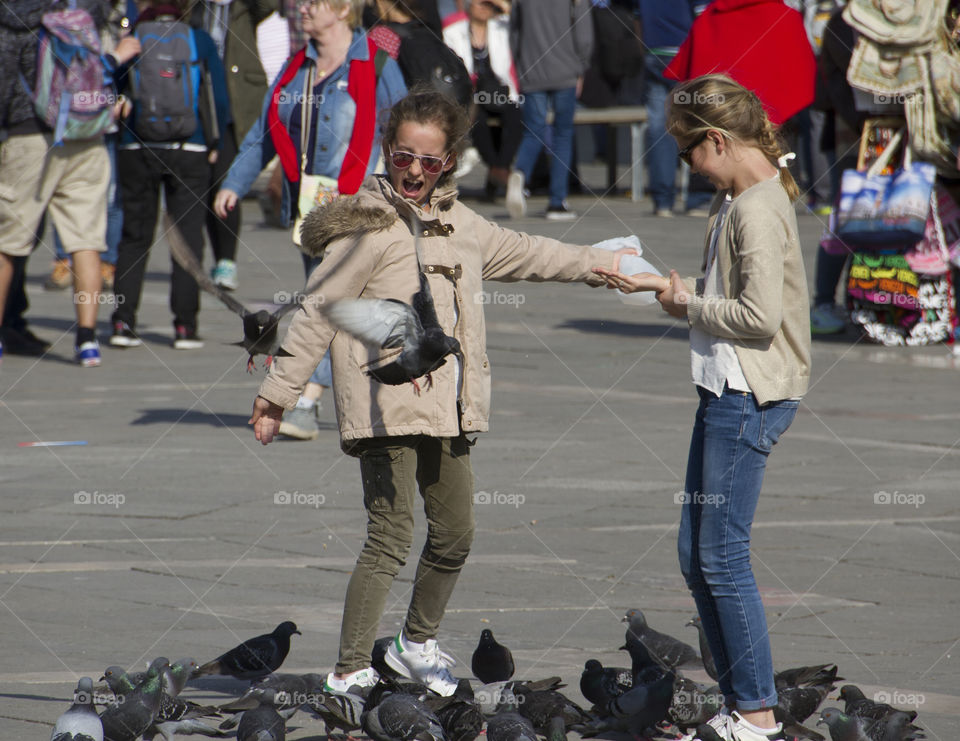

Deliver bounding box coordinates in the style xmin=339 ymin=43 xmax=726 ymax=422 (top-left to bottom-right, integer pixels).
xmin=49 ymin=611 xmax=926 ymax=741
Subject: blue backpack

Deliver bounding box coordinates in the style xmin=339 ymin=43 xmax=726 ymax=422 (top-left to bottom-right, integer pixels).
xmin=130 ymin=19 xmax=200 ymax=141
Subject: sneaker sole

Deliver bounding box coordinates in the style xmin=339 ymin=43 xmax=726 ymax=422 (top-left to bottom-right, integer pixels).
xmin=545 ymin=212 xmax=577 ymax=221
xmin=78 ymin=357 xmax=102 ymax=367
xmin=213 ymin=279 xmax=238 ymax=291
xmin=278 ymin=423 xmax=319 ymax=441
xmin=384 ymin=640 xmax=458 ymax=696
xmin=173 ymin=340 xmax=204 ymax=350
xmin=109 ymin=336 xmax=142 ymax=348
xmin=506 ymin=173 xmax=526 ymax=219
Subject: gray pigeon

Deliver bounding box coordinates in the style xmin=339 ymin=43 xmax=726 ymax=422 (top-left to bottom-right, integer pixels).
xmin=579 ymin=664 xmax=675 ymax=739
xmin=220 ymin=673 xmax=325 ymax=713
xmin=195 ymin=621 xmax=301 ymax=681
xmin=164 ymin=658 xmax=198 ymax=697
xmin=100 ymin=658 xmax=168 ymax=741
xmin=52 ymin=677 xmax=103 ymax=741
xmin=487 ymin=711 xmax=538 ymax=741
xmin=237 ymin=691 xmax=286 ymax=741
xmin=838 ymin=685 xmax=919 ymax=727
xmin=686 ymin=616 xmax=719 ymax=681
xmin=667 ymin=675 xmax=724 ymax=730
xmin=622 ymin=608 xmax=699 ymax=670
xmin=303 ymin=691 xmax=366 ymax=735
xmin=362 ymin=691 xmax=445 ymax=741
xmin=144 ymin=694 xmax=225 ymax=741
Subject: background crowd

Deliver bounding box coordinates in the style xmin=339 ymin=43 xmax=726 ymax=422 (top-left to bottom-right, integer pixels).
xmin=1 ymin=0 xmax=959 ymax=369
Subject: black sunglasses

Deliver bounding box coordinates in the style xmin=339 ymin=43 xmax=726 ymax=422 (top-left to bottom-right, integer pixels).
xmin=678 ymin=132 xmax=708 ymax=166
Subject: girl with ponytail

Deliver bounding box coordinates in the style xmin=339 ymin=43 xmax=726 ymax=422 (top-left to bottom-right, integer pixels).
xmin=594 ymin=75 xmax=812 ymax=741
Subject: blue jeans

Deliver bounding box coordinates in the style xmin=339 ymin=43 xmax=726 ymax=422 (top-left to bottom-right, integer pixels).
xmin=513 ymin=88 xmax=577 ymax=208
xmin=302 ymin=251 xmax=333 ymax=387
xmin=643 ymin=55 xmax=712 ymax=211
xmin=678 ymin=385 xmax=799 ymax=711
xmin=54 ymin=133 xmax=121 ymax=265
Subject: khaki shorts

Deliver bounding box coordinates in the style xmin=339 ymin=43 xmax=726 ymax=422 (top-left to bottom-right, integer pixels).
xmin=0 ymin=133 xmax=108 ymax=257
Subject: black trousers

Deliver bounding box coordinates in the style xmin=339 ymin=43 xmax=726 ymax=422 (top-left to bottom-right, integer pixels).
xmin=112 ymin=147 xmax=208 ymax=333
xmin=206 ymin=124 xmax=239 ymax=263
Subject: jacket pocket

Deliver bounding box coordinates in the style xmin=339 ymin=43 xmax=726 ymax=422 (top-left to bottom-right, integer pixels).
xmin=359 ymin=447 xmax=408 ymax=514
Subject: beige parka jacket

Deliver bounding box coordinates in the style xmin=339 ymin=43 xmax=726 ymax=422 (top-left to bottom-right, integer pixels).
xmin=257 ymin=175 xmax=617 ymax=451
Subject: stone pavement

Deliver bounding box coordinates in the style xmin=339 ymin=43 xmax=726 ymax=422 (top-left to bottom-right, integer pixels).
xmin=1 ymin=168 xmax=957 ymax=739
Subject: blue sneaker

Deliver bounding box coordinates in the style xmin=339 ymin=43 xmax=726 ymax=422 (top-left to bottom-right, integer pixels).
xmin=75 ymin=340 xmax=102 ymax=367
xmin=211 ymin=259 xmax=238 ymax=290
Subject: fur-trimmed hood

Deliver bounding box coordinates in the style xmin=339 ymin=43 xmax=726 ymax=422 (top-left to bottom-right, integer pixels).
xmin=298 ymin=175 xmax=459 ymax=258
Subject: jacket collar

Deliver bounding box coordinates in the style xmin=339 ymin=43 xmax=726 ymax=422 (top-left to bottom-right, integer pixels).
xmin=305 ymin=28 xmax=371 ymax=66
xmin=372 ymin=175 xmax=459 ymax=223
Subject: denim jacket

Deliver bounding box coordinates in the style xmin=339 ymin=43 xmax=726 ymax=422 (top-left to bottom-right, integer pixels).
xmin=222 ymin=29 xmax=407 ymax=227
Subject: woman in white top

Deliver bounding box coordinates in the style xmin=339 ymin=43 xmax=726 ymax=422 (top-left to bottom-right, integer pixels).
xmin=595 ymin=74 xmax=812 ymax=741
xmin=443 ymin=0 xmax=520 ymax=196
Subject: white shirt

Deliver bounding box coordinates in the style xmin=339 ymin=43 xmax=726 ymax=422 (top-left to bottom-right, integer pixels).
xmin=690 ymin=194 xmax=752 ymax=397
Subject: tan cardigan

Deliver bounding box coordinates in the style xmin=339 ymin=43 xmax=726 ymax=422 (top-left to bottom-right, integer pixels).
xmin=683 ymin=178 xmax=811 ymax=405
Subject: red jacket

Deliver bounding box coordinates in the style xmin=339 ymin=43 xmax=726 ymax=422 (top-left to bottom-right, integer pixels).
xmin=664 ymin=0 xmax=816 ymax=125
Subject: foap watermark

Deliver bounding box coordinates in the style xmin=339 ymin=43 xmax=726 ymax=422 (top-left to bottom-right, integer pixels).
xmin=672 ymin=690 xmax=717 ymax=708
xmin=74 ymin=490 xmax=125 ymax=508
xmin=475 ymin=91 xmax=522 ymax=108
xmin=77 ymin=689 xmax=121 ymax=705
xmin=874 ymin=91 xmax=924 ymax=106
xmin=474 ymin=687 xmax=526 ymax=706
xmin=874 ymin=690 xmax=925 ymax=707
xmin=75 ymin=90 xmax=120 ymax=107
xmin=74 ymin=291 xmax=124 ymax=306
xmin=473 ymin=490 xmax=525 ymax=508
xmin=673 ymin=90 xmax=726 ymax=106
xmin=274 ymin=490 xmax=326 ymax=508
xmin=277 ymin=90 xmax=325 ymax=106
xmin=873 ymin=490 xmax=924 ymax=508
xmin=674 ymin=491 xmax=726 ymax=506
xmin=273 ymin=290 xmax=326 ymax=309
xmin=473 ymin=290 xmax=526 ymax=307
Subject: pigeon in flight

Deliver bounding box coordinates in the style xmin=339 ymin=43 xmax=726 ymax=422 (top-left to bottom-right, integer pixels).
xmin=194 ymin=621 xmax=301 ymax=681
xmin=165 ymin=215 xmax=297 ymax=372
xmin=471 ymin=630 xmax=515 ymax=684
xmin=51 ymin=676 xmax=103 ymax=741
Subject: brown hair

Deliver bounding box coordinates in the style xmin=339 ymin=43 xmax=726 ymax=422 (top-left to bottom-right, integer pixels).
xmin=666 ymin=74 xmax=800 ymax=202
xmin=382 ymin=87 xmax=471 ymax=187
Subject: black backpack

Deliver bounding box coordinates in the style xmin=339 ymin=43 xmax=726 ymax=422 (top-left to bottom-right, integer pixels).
xmin=391 ymin=22 xmax=473 ymax=109
xmin=130 ymin=19 xmax=201 ymax=141
xmin=593 ymin=4 xmax=644 ymax=84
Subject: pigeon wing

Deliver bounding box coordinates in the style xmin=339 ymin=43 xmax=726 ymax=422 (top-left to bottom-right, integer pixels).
xmin=326 ymin=299 xmax=422 ymax=350
xmin=163 ymin=213 xmax=250 ymax=319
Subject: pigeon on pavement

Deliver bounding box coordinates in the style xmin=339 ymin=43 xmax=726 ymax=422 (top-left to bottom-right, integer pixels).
xmin=513 ymin=683 xmax=590 ymax=733
xmin=424 ymin=679 xmax=483 ymax=741
xmin=100 ymin=658 xmax=168 ymax=741
xmin=237 ymin=691 xmax=286 ymax=741
xmin=838 ymin=685 xmax=919 ymax=726
xmin=685 ymin=616 xmax=719 ymax=681
xmin=195 ymin=621 xmax=301 ymax=681
xmin=164 ymin=659 xmax=199 ymax=697
xmin=303 ymin=691 xmax=366 ymax=735
xmin=486 ymin=711 xmax=538 ymax=741
xmin=143 ymin=694 xmax=225 ymax=741
xmin=579 ymin=659 xmax=633 ymax=707
xmin=622 ymin=608 xmax=699 ymax=670
xmin=362 ymin=691 xmax=445 ymax=741
xmin=51 ymin=676 xmax=103 ymax=741
xmin=471 ymin=630 xmax=515 ymax=684
xmin=667 ymin=675 xmax=724 ymax=730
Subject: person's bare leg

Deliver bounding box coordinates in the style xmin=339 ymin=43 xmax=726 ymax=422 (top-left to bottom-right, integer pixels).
xmin=302 ymin=381 xmax=324 ymax=403
xmin=71 ymin=249 xmax=101 ymax=329
xmin=0 ymin=253 xmax=14 ymax=328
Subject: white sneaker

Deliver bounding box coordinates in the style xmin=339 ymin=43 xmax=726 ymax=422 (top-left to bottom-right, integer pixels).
xmin=681 ymin=710 xmax=785 ymax=741
xmin=454 ymin=146 xmax=481 ymax=179
xmin=506 ymin=171 xmax=527 ymax=219
xmin=323 ymin=666 xmax=379 ymax=693
xmin=384 ymin=632 xmax=458 ymax=696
